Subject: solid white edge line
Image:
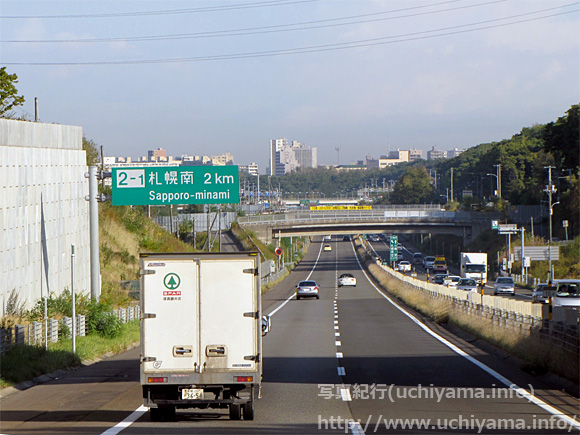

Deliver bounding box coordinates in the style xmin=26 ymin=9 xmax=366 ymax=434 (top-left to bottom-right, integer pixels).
xmin=349 ymin=421 xmax=365 ymax=435
xmin=100 ymin=405 xmax=148 ymax=435
xmin=351 ymin=240 xmax=580 ymax=431
xmin=268 ymin=239 xmax=325 ymax=318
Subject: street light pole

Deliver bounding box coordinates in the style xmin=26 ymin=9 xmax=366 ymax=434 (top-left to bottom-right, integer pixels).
xmin=495 ymin=164 xmax=501 ymax=198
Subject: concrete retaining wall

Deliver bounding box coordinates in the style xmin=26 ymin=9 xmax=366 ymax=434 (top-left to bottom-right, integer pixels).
xmin=0 ymin=119 xmax=90 ymax=314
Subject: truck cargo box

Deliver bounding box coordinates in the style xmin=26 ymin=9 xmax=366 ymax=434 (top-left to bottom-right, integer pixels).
xmin=139 ymin=252 xmax=267 ymax=421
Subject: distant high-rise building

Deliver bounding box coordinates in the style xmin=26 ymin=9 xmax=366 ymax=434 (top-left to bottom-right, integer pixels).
xmin=148 ymin=147 xmax=167 ymax=162
xmin=427 ymin=146 xmax=446 ymax=160
xmin=447 ymin=148 xmax=465 ymax=158
xmin=211 ymin=152 xmax=234 ymax=166
xmin=409 ymin=148 xmax=423 ymax=161
xmin=269 ymin=138 xmax=317 ymax=176
xmin=239 ymin=162 xmax=259 ymax=176
xmin=365 ymin=149 xmax=409 ymax=169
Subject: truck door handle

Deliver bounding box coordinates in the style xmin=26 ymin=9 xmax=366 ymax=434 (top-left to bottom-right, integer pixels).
xmin=205 ymin=345 xmax=227 ymax=357
xmin=173 ymin=346 xmax=193 ymax=357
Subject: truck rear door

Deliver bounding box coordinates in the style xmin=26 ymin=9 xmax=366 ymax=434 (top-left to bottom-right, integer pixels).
xmin=142 ymin=258 xmax=200 ymax=372
xmin=199 ymin=258 xmax=258 ymax=372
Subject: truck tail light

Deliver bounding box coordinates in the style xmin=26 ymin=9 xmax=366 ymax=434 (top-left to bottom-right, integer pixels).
xmin=235 ymin=376 xmax=253 ymax=382
xmin=148 ymin=377 xmax=167 ymax=383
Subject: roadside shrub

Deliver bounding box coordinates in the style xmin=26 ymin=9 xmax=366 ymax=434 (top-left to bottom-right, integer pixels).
xmin=24 ymin=290 xmax=90 ymax=322
xmin=86 ymin=301 xmax=122 ymax=338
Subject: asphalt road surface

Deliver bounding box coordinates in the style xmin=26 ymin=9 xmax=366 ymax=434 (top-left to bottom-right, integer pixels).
xmin=1 ymin=237 xmax=578 ymax=434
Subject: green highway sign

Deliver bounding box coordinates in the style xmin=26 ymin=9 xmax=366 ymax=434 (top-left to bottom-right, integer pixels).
xmin=112 ymin=166 xmax=240 ymax=205
xmin=389 ymin=235 xmax=398 ymax=262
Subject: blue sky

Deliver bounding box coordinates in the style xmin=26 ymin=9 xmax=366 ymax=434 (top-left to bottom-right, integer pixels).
xmin=1 ymin=0 xmax=578 ymax=172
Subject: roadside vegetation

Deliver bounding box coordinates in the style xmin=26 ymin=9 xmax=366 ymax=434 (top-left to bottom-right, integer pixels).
xmin=1 ymin=198 xmax=309 ymax=388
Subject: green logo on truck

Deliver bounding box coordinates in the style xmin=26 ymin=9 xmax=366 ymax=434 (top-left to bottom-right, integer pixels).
xmin=164 ymin=273 xmax=181 ymax=290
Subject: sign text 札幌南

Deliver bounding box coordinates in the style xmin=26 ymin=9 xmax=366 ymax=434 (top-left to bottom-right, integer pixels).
xmin=112 ymin=166 xmax=240 ymax=205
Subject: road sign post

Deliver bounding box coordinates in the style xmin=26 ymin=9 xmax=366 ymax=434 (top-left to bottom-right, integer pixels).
xmin=112 ymin=166 xmax=240 ymax=205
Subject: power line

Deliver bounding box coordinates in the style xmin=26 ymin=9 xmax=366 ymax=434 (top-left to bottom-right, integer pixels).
xmin=3 ymin=8 xmax=577 ymax=66
xmin=0 ymin=0 xmax=318 ymax=19
xmin=2 ymin=0 xmax=506 ymax=44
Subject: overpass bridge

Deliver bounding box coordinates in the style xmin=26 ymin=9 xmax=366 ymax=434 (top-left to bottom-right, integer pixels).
xmin=238 ymin=206 xmax=502 ymax=244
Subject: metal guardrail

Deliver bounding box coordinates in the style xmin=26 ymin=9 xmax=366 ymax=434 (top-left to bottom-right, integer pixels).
xmin=0 ymin=306 xmax=141 ymax=355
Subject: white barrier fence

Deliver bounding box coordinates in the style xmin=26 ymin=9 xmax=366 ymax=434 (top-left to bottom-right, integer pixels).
xmin=0 ymin=306 xmax=141 ymax=355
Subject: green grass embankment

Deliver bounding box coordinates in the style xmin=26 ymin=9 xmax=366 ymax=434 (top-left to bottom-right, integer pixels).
xmin=0 ymin=321 xmax=139 ymax=388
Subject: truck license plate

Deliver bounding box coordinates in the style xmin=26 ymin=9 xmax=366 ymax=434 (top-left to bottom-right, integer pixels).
xmin=182 ymin=388 xmax=203 ymax=400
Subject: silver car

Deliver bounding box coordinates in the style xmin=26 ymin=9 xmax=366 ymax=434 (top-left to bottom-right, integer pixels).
xmin=296 ymin=280 xmax=320 ymax=300
xmin=457 ymin=278 xmax=478 ymax=292
xmin=553 ymin=279 xmax=580 ymax=307
xmin=424 ymin=256 xmax=436 ymax=270
xmin=494 ymin=277 xmax=515 ymax=296
xmin=531 ymin=283 xmax=550 ymax=303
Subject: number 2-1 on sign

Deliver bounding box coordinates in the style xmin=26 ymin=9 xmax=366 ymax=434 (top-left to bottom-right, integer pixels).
xmin=117 ymin=169 xmax=145 ymax=188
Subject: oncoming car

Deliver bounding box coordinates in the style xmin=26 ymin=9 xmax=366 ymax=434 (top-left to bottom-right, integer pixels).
xmin=338 ymin=273 xmax=357 ymax=287
xmin=323 ymin=244 xmax=332 ymax=252
xmin=494 ymin=277 xmax=515 ymax=296
xmin=531 ymin=283 xmax=550 ymax=303
xmin=553 ymin=279 xmax=580 ymax=307
xmin=457 ymin=278 xmax=478 ymax=292
xmin=432 ymin=273 xmax=448 ymax=285
xmin=397 ymin=261 xmax=412 ymax=272
xmin=443 ymin=275 xmax=461 ymax=287
xmin=296 ymin=280 xmax=320 ymax=300
xmin=424 ymin=256 xmax=436 ymax=270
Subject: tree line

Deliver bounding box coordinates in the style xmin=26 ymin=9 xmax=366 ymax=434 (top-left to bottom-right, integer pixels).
xmin=255 ymin=104 xmax=578 ymax=238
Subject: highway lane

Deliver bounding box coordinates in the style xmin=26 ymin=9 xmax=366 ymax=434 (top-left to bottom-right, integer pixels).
xmin=368 ymin=238 xmax=536 ymax=301
xmin=334 ymin=238 xmax=579 ymax=433
xmin=1 ymin=236 xmax=578 ymax=434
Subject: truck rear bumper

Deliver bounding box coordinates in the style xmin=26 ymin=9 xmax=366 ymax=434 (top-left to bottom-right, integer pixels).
xmin=143 ymin=383 xmax=258 ymax=408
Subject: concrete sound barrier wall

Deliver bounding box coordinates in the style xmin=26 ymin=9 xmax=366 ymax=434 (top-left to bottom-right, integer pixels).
xmin=0 ymin=119 xmax=90 ymax=314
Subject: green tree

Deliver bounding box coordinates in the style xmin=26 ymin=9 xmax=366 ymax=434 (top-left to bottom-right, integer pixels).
xmin=0 ymin=67 xmax=25 ymax=118
xmin=390 ymin=166 xmax=434 ymax=204
xmin=83 ymin=137 xmax=100 ymax=166
xmin=543 ymin=104 xmax=579 ymax=170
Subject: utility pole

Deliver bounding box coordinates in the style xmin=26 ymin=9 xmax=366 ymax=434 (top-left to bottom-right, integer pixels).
xmin=544 ymin=166 xmax=556 ymax=282
xmin=335 ymin=147 xmax=341 ymax=166
xmin=520 ymin=227 xmax=525 ymax=278
xmin=450 ymin=168 xmax=454 ymax=202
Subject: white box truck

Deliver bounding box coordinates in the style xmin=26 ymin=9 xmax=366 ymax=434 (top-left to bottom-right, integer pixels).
xmin=139 ymin=252 xmax=270 ymax=422
xmin=460 ymin=252 xmax=488 ymax=285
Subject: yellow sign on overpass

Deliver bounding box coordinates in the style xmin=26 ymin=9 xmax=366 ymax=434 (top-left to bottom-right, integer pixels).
xmin=310 ymin=205 xmax=372 ymax=211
